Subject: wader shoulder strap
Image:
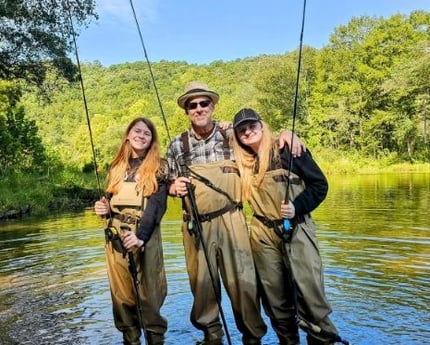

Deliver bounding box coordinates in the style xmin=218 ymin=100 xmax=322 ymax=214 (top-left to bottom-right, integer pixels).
xmin=180 ymin=131 xmax=192 ymax=168
xmin=218 ymin=127 xmax=230 ymax=160
xmin=272 ymin=147 xmax=283 ymax=170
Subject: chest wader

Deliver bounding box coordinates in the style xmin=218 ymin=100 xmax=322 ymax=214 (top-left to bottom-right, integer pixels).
xmin=250 ymin=169 xmax=337 ymax=345
xmin=181 ymin=160 xmax=267 ymax=343
xmin=106 ymin=182 xmax=167 ymax=345
xmin=248 ymin=168 xmax=299 ymax=345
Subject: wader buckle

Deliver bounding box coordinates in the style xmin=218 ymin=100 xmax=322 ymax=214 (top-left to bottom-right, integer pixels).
xmin=114 ymin=214 xmax=138 ymax=224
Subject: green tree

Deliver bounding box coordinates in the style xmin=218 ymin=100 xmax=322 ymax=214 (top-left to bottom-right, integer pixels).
xmin=309 ymin=11 xmax=430 ymax=159
xmin=0 ymin=81 xmax=46 ymax=174
xmin=17 ymin=11 xmax=430 ymax=170
xmin=381 ymin=46 xmax=430 ymax=160
xmin=255 ymin=49 xmax=317 ymax=134
xmin=308 ymin=16 xmax=381 ymax=150
xmin=0 ymin=0 xmax=97 ymax=85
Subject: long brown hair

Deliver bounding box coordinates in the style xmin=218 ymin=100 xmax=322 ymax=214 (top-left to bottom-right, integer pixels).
xmin=232 ymin=120 xmax=278 ymax=200
xmin=106 ymin=117 xmax=163 ymax=196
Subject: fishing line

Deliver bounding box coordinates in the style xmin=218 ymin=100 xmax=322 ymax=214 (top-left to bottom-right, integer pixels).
xmin=128 ymin=1 xmax=233 ymax=343
xmin=283 ymin=1 xmax=350 ymax=344
xmin=65 ymin=0 xmax=103 ymax=200
xmin=283 ymin=0 xmax=306 ymax=234
xmin=128 ymin=0 xmax=172 ymax=142
xmin=67 ymin=4 xmax=152 ymax=344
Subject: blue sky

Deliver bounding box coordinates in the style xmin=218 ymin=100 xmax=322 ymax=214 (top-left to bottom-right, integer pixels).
xmin=76 ymin=0 xmax=429 ymax=66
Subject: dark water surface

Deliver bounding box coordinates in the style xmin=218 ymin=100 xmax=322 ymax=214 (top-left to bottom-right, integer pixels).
xmin=0 ymin=172 xmax=429 ymax=345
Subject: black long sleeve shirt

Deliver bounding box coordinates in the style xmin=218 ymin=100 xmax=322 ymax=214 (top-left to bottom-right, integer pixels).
xmin=137 ymin=178 xmax=168 ymax=243
xmin=279 ymin=148 xmax=328 ymax=217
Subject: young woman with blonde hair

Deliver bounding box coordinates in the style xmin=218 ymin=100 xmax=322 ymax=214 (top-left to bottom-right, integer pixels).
xmin=232 ymin=108 xmax=340 ymax=345
xmin=94 ymin=117 xmax=168 ymax=345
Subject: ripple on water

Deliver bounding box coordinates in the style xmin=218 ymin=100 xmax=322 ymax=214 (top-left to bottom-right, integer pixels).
xmin=1 ymin=187 xmax=430 ymax=345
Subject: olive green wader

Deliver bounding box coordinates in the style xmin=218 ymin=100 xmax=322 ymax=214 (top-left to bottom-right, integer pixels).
xmin=249 ymin=169 xmax=337 ymax=345
xmin=182 ymin=160 xmax=267 ymax=344
xmin=106 ymin=182 xmax=167 ymax=345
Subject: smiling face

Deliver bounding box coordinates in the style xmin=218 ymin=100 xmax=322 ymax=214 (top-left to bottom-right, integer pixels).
xmin=185 ymin=96 xmax=214 ymax=132
xmin=126 ymin=120 xmax=153 ymax=157
xmin=235 ymin=120 xmax=263 ymax=152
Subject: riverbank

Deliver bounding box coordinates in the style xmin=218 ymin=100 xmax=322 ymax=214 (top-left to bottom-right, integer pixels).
xmin=314 ymin=150 xmax=430 ymax=175
xmin=1 ymin=160 xmax=429 ymax=221
xmin=0 ymin=170 xmax=100 ymax=221
xmin=0 ymin=184 xmax=97 ymax=221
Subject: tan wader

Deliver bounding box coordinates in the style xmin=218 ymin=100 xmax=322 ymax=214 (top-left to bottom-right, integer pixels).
xmin=249 ymin=169 xmax=337 ymax=345
xmin=182 ymin=160 xmax=267 ymax=344
xmin=106 ymin=182 xmax=167 ymax=345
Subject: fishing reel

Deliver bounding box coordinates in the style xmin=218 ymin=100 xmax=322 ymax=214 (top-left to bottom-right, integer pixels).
xmin=104 ymin=224 xmax=132 ymax=239
xmin=104 ymin=225 xmax=118 ymax=241
xmin=104 ymin=225 xmax=127 ymax=256
xmin=282 ymin=219 xmax=293 ymax=243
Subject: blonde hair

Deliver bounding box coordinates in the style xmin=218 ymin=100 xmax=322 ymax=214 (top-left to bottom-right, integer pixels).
xmin=232 ymin=121 xmax=279 ymax=200
xmin=106 ymin=117 xmax=164 ymax=196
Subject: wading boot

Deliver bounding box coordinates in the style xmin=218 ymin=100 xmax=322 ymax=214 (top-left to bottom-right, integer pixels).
xmin=242 ymin=336 xmax=261 ymax=345
xmin=196 ymin=328 xmax=224 ymax=345
xmin=277 ymin=328 xmax=300 ymax=344
xmin=306 ymin=334 xmax=334 ymax=345
xmin=123 ymin=327 xmax=141 ymax=345
xmin=146 ymin=331 xmax=165 ymax=345
xmin=196 ymin=339 xmax=223 ymax=345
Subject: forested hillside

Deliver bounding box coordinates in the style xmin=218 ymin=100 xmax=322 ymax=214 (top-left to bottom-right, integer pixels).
xmin=1 ymin=9 xmax=429 ymax=214
xmin=20 ymin=11 xmax=430 ymax=172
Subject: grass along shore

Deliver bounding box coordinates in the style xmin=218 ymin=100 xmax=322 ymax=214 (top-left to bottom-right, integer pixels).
xmin=1 ymin=156 xmax=429 ymax=220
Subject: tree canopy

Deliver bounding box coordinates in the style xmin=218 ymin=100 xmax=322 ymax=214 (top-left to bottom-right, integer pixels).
xmin=0 ymin=0 xmax=97 ymax=85
xmin=3 ymin=10 xmax=430 ymax=176
xmin=0 ymin=0 xmax=97 ymax=176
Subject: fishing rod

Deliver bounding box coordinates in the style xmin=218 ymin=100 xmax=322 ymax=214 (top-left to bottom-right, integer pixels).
xmin=282 ymin=0 xmax=306 ymax=237
xmin=126 ymin=239 xmax=147 ymax=343
xmin=283 ymin=1 xmax=350 ymax=344
xmin=65 ymin=0 xmax=103 ymax=200
xmin=66 ymin=2 xmax=148 ymax=342
xmin=128 ymin=1 xmax=233 ymax=344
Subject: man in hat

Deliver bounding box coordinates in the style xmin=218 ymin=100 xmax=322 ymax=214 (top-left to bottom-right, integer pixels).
xmin=167 ymin=81 xmax=304 ymax=345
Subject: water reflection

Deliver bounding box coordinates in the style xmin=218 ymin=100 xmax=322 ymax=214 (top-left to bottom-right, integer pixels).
xmin=313 ymin=172 xmax=430 ymax=344
xmin=0 ymin=173 xmax=429 ymax=344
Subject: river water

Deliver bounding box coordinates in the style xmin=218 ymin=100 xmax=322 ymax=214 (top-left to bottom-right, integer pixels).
xmin=0 ymin=172 xmax=429 ymax=345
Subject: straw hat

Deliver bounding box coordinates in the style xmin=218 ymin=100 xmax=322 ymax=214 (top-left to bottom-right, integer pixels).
xmin=177 ymin=81 xmax=219 ymax=109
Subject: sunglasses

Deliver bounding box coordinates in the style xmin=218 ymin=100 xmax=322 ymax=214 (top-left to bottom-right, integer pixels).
xmin=187 ymin=100 xmax=212 ymax=110
xmin=236 ymin=122 xmax=261 ymax=136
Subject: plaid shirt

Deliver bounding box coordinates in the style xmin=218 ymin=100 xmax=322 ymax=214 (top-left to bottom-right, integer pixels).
xmin=167 ymin=122 xmax=235 ymax=180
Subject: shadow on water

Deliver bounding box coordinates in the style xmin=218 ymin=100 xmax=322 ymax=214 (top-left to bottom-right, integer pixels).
xmin=0 ymin=172 xmax=429 ymax=344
